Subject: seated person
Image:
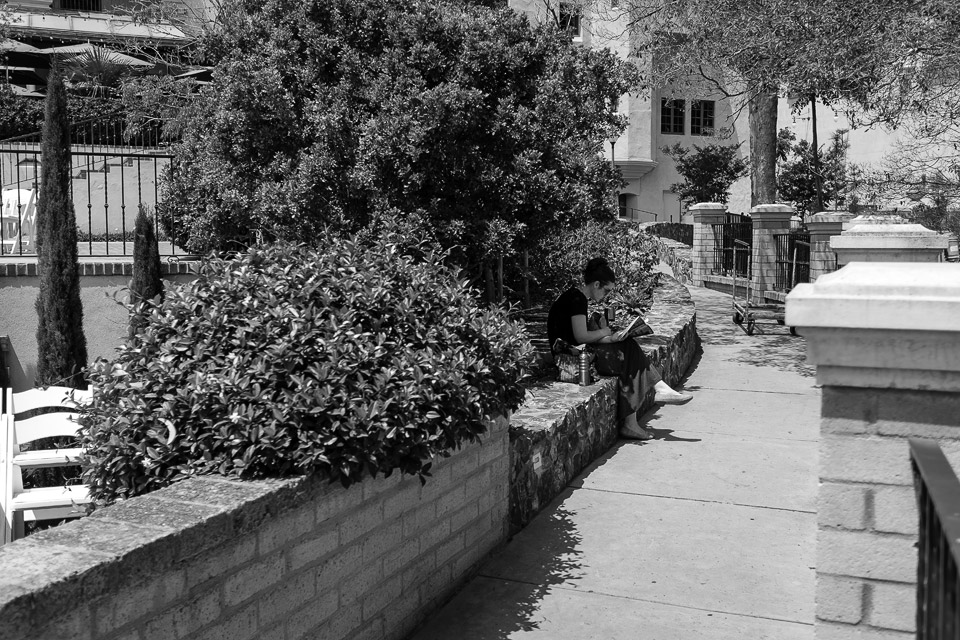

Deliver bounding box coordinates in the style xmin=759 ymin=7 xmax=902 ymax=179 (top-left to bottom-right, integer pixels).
xmin=547 ymin=257 xmax=692 ymax=440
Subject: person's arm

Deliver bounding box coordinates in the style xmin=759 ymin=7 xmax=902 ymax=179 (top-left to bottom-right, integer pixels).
xmin=571 ymin=314 xmax=615 ymax=345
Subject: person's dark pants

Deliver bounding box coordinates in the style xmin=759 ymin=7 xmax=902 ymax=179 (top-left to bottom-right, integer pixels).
xmin=592 ymin=340 xmax=662 ymax=422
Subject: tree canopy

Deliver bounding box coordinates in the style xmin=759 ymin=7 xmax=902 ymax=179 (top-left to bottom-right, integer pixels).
xmin=661 ymin=142 xmax=748 ymax=206
xmin=157 ymin=0 xmax=640 ymax=271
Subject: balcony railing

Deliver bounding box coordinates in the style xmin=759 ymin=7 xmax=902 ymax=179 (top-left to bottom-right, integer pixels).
xmin=911 ymin=438 xmax=960 ymax=639
xmin=55 ymin=0 xmax=103 ymax=11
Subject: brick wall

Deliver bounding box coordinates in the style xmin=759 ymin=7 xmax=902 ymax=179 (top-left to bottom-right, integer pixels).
xmin=816 ymin=386 xmax=960 ymax=638
xmin=0 ymin=416 xmax=509 ymax=640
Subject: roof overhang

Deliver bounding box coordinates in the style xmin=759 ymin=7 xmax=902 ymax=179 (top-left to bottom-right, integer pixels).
xmin=6 ymin=11 xmax=188 ymax=47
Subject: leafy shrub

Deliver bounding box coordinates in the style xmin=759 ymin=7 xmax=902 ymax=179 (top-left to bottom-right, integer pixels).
xmin=530 ymin=219 xmax=660 ymax=311
xmin=79 ymin=223 xmax=534 ymax=503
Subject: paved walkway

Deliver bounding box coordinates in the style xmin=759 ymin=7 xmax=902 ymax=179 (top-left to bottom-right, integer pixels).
xmin=410 ymin=284 xmax=819 ymax=640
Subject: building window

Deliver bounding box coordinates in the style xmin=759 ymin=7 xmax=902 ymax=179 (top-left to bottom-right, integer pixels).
xmin=559 ymin=3 xmax=582 ymax=40
xmin=58 ymin=0 xmax=103 ymax=9
xmin=691 ymin=100 xmax=715 ymax=136
xmin=660 ymin=98 xmax=685 ymax=135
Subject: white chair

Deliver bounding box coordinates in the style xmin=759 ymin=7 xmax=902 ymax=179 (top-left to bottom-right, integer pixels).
xmin=1 ymin=385 xmax=92 ymax=545
xmin=0 ymin=188 xmax=37 ymax=255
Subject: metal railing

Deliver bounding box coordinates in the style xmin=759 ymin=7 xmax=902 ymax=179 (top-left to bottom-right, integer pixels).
xmin=0 ymin=117 xmax=179 ymax=258
xmin=911 ymin=438 xmax=960 ymax=639
xmin=774 ymin=232 xmax=811 ymax=292
xmin=711 ymin=214 xmax=752 ymax=277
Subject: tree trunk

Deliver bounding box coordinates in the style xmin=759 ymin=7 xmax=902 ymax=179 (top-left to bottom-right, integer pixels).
xmin=483 ymin=261 xmax=495 ymax=305
xmin=522 ymin=249 xmax=531 ymax=309
xmin=496 ymin=255 xmax=504 ymax=303
xmin=748 ymin=88 xmax=779 ymax=206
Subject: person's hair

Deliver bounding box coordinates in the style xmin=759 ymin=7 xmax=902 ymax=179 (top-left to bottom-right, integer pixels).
xmin=583 ymin=257 xmax=616 ymax=286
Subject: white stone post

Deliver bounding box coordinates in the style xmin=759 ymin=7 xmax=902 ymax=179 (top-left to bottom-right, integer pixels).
xmin=749 ymin=204 xmax=794 ymax=303
xmin=689 ymin=202 xmax=727 ymax=287
xmin=806 ymin=211 xmax=852 ymax=281
xmin=786 ymin=262 xmax=960 ymax=639
xmin=831 ymin=215 xmax=949 ymax=267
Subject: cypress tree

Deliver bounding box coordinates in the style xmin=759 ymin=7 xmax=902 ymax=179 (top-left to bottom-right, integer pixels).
xmin=35 ymin=68 xmax=87 ymax=389
xmin=129 ymin=205 xmax=164 ymax=339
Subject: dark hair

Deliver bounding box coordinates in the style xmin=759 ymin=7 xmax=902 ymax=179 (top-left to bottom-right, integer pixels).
xmin=583 ymin=257 xmax=616 ymax=286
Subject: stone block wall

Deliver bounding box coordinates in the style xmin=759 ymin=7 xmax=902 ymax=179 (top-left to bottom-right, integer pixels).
xmin=0 ymin=416 xmax=510 ymax=640
xmin=815 ymin=386 xmax=940 ymax=638
xmin=787 ymin=262 xmax=960 ymax=640
xmin=509 ymin=274 xmax=698 ymax=532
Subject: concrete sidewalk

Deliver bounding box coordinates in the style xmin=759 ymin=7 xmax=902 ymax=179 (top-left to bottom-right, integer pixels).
xmin=409 ymin=285 xmax=819 ymax=640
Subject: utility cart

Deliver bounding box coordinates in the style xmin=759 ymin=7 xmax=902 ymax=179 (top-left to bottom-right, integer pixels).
xmin=730 ymin=238 xmax=806 ymax=336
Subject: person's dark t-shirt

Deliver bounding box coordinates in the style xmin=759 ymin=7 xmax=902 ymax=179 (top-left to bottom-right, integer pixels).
xmin=547 ymin=287 xmax=588 ymax=351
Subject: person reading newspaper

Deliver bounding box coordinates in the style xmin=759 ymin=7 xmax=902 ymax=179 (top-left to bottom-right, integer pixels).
xmin=547 ymin=257 xmax=692 ymax=440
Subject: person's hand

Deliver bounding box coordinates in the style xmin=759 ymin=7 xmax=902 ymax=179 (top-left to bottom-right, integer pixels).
xmin=612 ymin=329 xmax=629 ymax=342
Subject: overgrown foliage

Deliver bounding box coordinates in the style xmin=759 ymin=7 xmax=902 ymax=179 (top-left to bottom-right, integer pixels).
xmin=79 ymin=222 xmax=534 ymax=504
xmin=0 ymin=87 xmax=124 ymax=140
xmin=661 ymin=142 xmax=749 ymax=206
xmin=531 ymin=219 xmax=659 ymax=311
xmin=158 ymin=0 xmax=638 ymax=274
xmin=128 ymin=206 xmax=164 ymax=339
xmin=34 ymin=69 xmax=87 ymax=389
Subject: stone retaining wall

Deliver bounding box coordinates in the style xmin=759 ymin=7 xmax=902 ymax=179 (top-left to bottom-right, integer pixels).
xmin=0 ymin=417 xmax=510 ymax=640
xmin=508 ymin=274 xmax=698 ymax=532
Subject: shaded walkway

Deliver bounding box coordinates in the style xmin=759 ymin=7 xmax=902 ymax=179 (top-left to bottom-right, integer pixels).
xmin=409 ymin=284 xmax=818 ymax=640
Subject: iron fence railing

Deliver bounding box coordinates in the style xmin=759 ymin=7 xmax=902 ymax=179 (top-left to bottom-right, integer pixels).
xmin=911 ymin=438 xmax=960 ymax=639
xmin=774 ymin=232 xmax=811 ymax=292
xmin=0 ymin=117 xmax=179 ymax=258
xmin=712 ymin=214 xmax=752 ymax=277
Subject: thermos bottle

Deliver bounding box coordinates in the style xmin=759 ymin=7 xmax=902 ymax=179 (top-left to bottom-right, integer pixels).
xmin=578 ymin=348 xmax=591 ymax=386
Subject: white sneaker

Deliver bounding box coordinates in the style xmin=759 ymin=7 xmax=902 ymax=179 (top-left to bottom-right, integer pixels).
xmin=654 ymin=391 xmax=693 ymax=405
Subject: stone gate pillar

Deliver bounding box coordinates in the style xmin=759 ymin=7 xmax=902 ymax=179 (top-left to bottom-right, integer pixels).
xmin=806 ymin=211 xmax=852 ymax=281
xmin=749 ymin=204 xmax=794 ymax=302
xmin=689 ymin=202 xmax=727 ymax=287
xmin=786 ymin=262 xmax=960 ymax=639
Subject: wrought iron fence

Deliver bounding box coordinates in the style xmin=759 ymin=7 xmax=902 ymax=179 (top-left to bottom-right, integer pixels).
xmin=0 ymin=117 xmax=180 ymax=258
xmin=774 ymin=232 xmax=811 ymax=292
xmin=711 ymin=213 xmax=752 ymax=277
xmin=911 ymin=438 xmax=960 ymax=639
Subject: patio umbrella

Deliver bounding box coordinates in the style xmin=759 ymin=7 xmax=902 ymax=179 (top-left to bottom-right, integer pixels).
xmin=0 ymin=39 xmax=48 ymax=67
xmin=40 ymin=43 xmax=155 ymax=68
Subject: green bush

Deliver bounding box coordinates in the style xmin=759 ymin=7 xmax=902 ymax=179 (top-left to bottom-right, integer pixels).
xmin=79 ymin=224 xmax=534 ymax=504
xmin=531 ymin=219 xmax=660 ymax=311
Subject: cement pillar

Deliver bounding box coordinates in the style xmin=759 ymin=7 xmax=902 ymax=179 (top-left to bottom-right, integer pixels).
xmin=749 ymin=203 xmax=794 ymax=302
xmin=689 ymin=202 xmax=727 ymax=287
xmin=786 ymin=262 xmax=960 ymax=639
xmin=806 ymin=211 xmax=852 ymax=281
xmin=831 ymin=217 xmax=949 ymax=267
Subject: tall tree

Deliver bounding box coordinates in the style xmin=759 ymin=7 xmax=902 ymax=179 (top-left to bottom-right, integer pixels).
xmin=156 ymin=0 xmax=638 ymax=286
xmin=128 ymin=205 xmax=164 ymax=339
xmin=661 ymin=142 xmax=749 ymax=206
xmin=777 ymin=128 xmax=850 ymax=218
xmin=35 ymin=69 xmax=87 ymax=389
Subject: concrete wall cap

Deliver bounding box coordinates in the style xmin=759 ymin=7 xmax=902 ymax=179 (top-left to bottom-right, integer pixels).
xmin=687 ymin=202 xmax=727 ymax=211
xmin=840 ymin=222 xmax=943 ymax=237
xmin=750 ymin=204 xmax=795 ymax=214
xmin=786 ymin=262 xmax=960 ymax=332
xmin=808 ymin=212 xmax=854 ymax=224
